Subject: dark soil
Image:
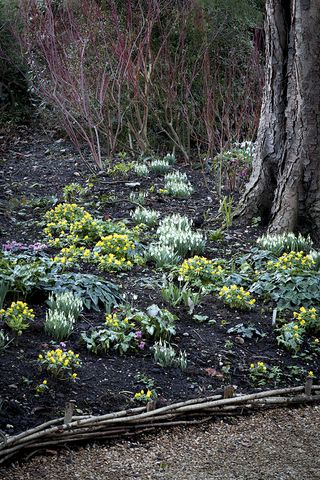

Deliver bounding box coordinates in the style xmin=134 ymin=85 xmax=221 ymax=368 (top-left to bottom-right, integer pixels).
xmin=0 ymin=126 xmax=319 ymax=436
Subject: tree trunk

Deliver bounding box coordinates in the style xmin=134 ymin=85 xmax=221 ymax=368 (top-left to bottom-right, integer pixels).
xmin=239 ymin=0 xmax=320 ymax=240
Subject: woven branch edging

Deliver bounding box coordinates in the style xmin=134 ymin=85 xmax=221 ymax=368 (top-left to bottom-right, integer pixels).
xmin=1 ymin=384 xmax=319 ymax=464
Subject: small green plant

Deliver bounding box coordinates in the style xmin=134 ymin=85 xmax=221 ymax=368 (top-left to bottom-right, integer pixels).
xmin=35 ymin=379 xmax=49 ymax=395
xmin=218 ymin=285 xmax=256 ymax=310
xmin=136 ymin=304 xmax=177 ymax=340
xmin=0 ymin=330 xmax=11 ymax=353
xmin=209 ymin=229 xmax=225 ymax=242
xmin=82 ymin=304 xmax=176 ymax=354
xmin=227 ymin=323 xmax=265 ymax=339
xmin=82 ymin=325 xmax=142 ymax=356
xmin=129 ymin=191 xmax=148 ymax=205
xmin=44 ymin=310 xmax=76 ymax=341
xmin=257 ymin=233 xmax=313 ymax=256
xmin=117 ymin=151 xmax=128 ymax=160
xmin=218 ymin=196 xmax=233 ymax=228
xmin=152 ymin=339 xmax=187 ymax=369
xmin=133 ymin=373 xmax=158 ymax=403
xmin=46 ymin=273 xmax=121 ymax=312
xmin=62 ymin=183 xmax=87 ymax=203
xmin=149 ymin=159 xmax=171 ymax=174
xmin=134 ymin=164 xmax=149 ymax=177
xmin=287 ymin=365 xmax=307 ymax=380
xmin=163 ymin=153 xmax=176 ymax=165
xmin=276 ymin=317 xmax=306 ymax=353
xmin=0 ymin=301 xmax=35 ymax=336
xmin=131 ymin=207 xmax=160 ymax=226
xmin=249 ymin=362 xmax=281 ymax=386
xmin=134 ymin=372 xmax=156 ymax=390
xmin=38 ymin=347 xmax=81 ymax=380
xmin=251 ymin=216 xmax=262 ymax=227
xmin=161 ymin=283 xmax=201 ymax=313
xmin=213 ymin=142 xmax=253 ymax=194
xmin=146 ymin=244 xmax=182 ymax=268
xmin=224 ymin=339 xmax=234 ymax=350
xmin=161 ymin=283 xmax=185 ymax=306
xmin=108 ymin=161 xmax=134 ymax=176
xmin=193 ymin=314 xmax=211 ymax=323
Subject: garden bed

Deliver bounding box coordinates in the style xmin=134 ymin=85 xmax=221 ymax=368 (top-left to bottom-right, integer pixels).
xmin=0 ymin=126 xmax=319 ymax=441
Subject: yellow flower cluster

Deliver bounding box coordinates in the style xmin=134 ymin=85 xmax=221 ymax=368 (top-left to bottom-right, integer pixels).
xmin=219 ymin=285 xmax=256 ymax=310
xmin=293 ymin=306 xmax=318 ymax=333
xmin=98 ymin=253 xmax=133 ymax=271
xmin=94 ymin=234 xmax=135 ymax=271
xmin=0 ymin=301 xmax=35 ymax=335
xmin=95 ymin=233 xmax=134 ymax=254
xmin=38 ymin=348 xmax=81 ymax=380
xmin=134 ymin=389 xmax=153 ymax=401
xmin=44 ymin=203 xmax=89 ymax=246
xmin=67 ymin=217 xmax=101 ymax=245
xmin=105 ymin=313 xmax=134 ymax=330
xmin=35 ymin=379 xmax=49 ymax=394
xmin=0 ymin=301 xmax=35 ymax=320
xmin=267 ymin=251 xmax=315 ymax=272
xmin=250 ymin=361 xmax=267 ymax=372
xmin=293 ymin=306 xmax=316 ymax=322
xmin=44 ymin=203 xmax=140 ymax=272
xmin=53 ymin=245 xmax=92 ymax=265
xmin=179 ymin=256 xmax=224 ymax=284
xmin=105 ymin=313 xmax=120 ymax=328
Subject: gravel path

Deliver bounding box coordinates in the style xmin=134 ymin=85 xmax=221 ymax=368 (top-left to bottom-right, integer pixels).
xmin=1 ymin=406 xmax=320 ymax=480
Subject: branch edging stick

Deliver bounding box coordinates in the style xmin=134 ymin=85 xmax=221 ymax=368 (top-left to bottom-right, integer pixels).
xmin=0 ymin=385 xmax=319 ymax=463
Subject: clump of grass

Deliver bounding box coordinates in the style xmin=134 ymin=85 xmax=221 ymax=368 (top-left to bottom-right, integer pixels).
xmin=162 ymin=171 xmax=194 ymax=199
xmin=129 ymin=191 xmax=148 ymax=205
xmin=44 ymin=310 xmax=76 ymax=341
xmin=145 ymin=244 xmax=181 ymax=269
xmin=152 ymin=339 xmax=187 ymax=369
xmin=134 ymin=164 xmax=149 ymax=177
xmin=257 ymin=232 xmax=313 ymax=256
xmin=131 ymin=207 xmax=160 ymax=226
xmin=163 ymin=153 xmax=176 ymax=165
xmin=45 ymin=292 xmax=83 ymax=340
xmin=157 ymin=214 xmax=206 ymax=257
xmin=47 ymin=291 xmax=83 ymax=320
xmin=149 ymin=159 xmax=171 ymax=174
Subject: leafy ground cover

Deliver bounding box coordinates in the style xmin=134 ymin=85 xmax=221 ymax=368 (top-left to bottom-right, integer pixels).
xmin=0 ymin=126 xmax=319 ymax=435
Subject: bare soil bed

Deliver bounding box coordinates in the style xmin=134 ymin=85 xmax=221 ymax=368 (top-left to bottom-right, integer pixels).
xmin=0 ymin=125 xmax=319 ymax=441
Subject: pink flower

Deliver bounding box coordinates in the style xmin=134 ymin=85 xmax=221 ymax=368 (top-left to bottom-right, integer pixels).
xmin=138 ymin=341 xmax=145 ymax=350
xmin=135 ymin=331 xmax=142 ymax=339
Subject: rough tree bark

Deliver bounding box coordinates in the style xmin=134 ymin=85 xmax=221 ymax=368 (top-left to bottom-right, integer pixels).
xmin=239 ymin=0 xmax=320 ymax=239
